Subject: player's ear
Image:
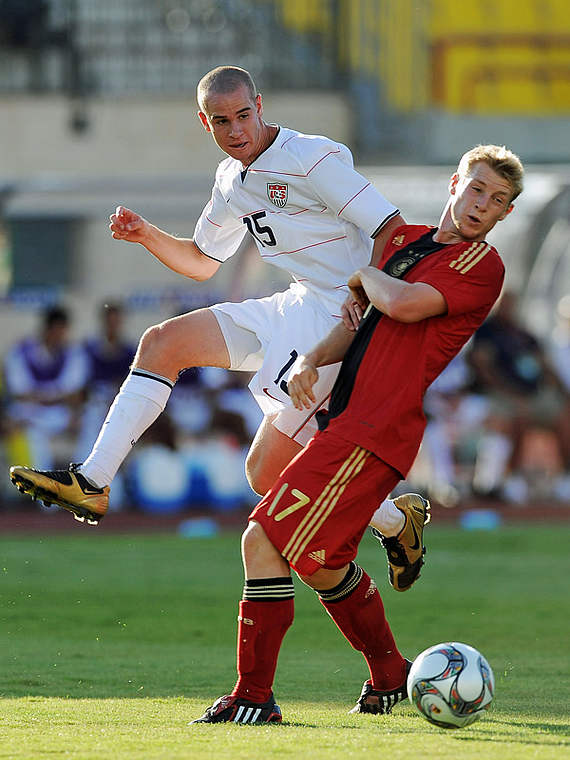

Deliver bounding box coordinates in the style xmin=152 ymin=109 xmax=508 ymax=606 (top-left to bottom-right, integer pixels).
xmin=499 ymin=202 xmax=515 ymax=220
xmin=449 ymin=172 xmax=459 ymax=195
xmin=255 ymin=94 xmax=263 ymax=116
xmin=198 ymin=111 xmax=211 ymax=132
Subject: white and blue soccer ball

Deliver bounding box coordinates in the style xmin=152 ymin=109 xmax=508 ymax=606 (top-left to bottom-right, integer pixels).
xmin=407 ymin=642 xmax=495 ymax=729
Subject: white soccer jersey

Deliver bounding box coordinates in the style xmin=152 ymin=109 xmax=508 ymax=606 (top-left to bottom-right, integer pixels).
xmin=193 ymin=126 xmax=399 ymax=315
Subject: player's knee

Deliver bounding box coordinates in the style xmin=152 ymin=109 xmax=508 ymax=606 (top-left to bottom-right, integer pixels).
xmin=245 ymin=450 xmax=273 ymax=496
xmin=297 ymin=565 xmax=351 ymax=591
xmin=241 ymin=520 xmax=270 ymax=564
xmin=137 ymin=321 xmax=183 ymax=372
xmin=297 ymin=569 xmax=325 ymax=590
xmin=246 ymin=444 xmax=288 ymax=496
xmin=138 ymin=322 xmax=165 ymax=357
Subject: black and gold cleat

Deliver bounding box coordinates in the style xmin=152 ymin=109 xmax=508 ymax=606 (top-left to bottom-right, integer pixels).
xmin=372 ymin=493 xmax=431 ymax=591
xmin=9 ymin=463 xmax=109 ymax=525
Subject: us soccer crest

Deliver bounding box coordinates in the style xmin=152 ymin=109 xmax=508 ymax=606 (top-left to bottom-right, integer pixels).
xmin=267 ymin=182 xmax=288 ymax=208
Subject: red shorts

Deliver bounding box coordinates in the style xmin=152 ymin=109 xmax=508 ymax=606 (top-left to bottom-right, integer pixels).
xmin=249 ymin=430 xmax=400 ymax=576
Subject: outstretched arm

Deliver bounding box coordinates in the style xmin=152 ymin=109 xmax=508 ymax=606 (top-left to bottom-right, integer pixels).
xmin=109 ymin=206 xmax=220 ymax=282
xmin=288 ymin=322 xmax=355 ymax=410
xmin=348 ymin=267 xmax=447 ymax=323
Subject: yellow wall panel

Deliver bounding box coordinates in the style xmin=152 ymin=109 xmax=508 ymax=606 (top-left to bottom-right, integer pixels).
xmin=432 ymin=43 xmax=570 ymax=113
xmin=429 ymin=0 xmax=570 ymax=35
xmin=258 ymin=0 xmax=570 ymax=115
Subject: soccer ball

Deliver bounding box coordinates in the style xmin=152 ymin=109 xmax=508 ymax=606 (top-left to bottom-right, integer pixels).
xmin=407 ymin=642 xmax=495 ymax=729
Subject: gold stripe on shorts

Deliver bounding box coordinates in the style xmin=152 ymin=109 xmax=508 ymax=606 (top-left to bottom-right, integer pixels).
xmin=283 ymin=445 xmax=370 ymax=567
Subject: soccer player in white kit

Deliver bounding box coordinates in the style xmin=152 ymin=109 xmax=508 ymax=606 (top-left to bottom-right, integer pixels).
xmin=10 ymin=66 xmax=429 ymax=590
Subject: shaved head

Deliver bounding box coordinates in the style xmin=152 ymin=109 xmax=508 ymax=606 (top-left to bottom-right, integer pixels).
xmin=197 ymin=66 xmax=257 ymax=114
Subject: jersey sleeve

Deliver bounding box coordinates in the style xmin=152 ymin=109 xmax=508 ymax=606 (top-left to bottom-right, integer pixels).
xmin=193 ymin=179 xmax=247 ymax=263
xmin=419 ymin=245 xmax=505 ymax=316
xmin=303 ymin=149 xmax=399 ymax=238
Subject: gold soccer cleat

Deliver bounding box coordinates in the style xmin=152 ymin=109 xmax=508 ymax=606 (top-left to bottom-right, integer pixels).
xmin=372 ymin=493 xmax=431 ymax=591
xmin=9 ymin=463 xmax=109 ymax=525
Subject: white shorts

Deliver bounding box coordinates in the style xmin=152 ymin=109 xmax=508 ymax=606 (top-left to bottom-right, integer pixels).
xmin=211 ymin=285 xmax=342 ymax=446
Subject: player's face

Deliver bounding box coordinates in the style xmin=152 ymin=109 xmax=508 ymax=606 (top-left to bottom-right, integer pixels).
xmin=449 ymin=162 xmax=514 ymax=240
xmin=198 ymin=85 xmax=267 ymax=165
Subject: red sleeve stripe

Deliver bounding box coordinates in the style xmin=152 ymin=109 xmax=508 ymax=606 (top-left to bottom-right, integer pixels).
xmin=337 ymin=182 xmax=371 ymax=216
xmin=249 ymin=149 xmax=341 ymax=178
xmin=238 ymin=209 xmax=265 ymax=219
xmin=261 ymin=235 xmax=347 ymax=258
xmin=280 ymin=134 xmax=297 ymax=149
xmin=206 ymin=216 xmax=222 ymax=228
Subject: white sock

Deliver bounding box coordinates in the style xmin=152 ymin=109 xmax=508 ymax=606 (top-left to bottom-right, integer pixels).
xmin=80 ymin=370 xmax=174 ymax=487
xmin=369 ymin=499 xmax=405 ymax=537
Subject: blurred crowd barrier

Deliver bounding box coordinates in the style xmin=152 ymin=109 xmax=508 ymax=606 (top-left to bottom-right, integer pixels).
xmin=1 ymin=290 xmax=569 ymax=516
xmin=0 ymin=300 xmax=263 ymax=515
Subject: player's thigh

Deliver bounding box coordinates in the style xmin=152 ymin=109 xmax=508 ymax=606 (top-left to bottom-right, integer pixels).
xmin=250 ymin=431 xmax=400 ymax=576
xmin=136 ymin=308 xmax=230 ymax=374
xmin=246 ymin=414 xmax=304 ymax=494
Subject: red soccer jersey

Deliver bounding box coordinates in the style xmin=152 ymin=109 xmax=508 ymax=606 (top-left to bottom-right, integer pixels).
xmin=320 ymin=224 xmax=505 ymax=477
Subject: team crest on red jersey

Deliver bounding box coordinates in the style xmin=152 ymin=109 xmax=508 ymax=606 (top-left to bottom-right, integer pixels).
xmin=392 ymin=234 xmax=405 ymax=246
xmin=267 ymin=183 xmax=288 ymax=208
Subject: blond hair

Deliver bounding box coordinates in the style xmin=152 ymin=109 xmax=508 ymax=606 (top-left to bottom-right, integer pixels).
xmin=197 ymin=66 xmax=257 ymax=113
xmin=458 ymin=145 xmax=524 ymax=201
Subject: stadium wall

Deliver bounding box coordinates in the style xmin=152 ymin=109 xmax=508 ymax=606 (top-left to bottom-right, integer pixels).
xmin=0 ymin=93 xmax=352 ymax=179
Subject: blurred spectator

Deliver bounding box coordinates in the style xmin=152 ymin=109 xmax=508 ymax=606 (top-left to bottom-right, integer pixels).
xmin=74 ymin=301 xmax=136 ymax=509
xmin=411 ymin=350 xmax=488 ymax=505
xmin=3 ymin=305 xmax=88 ymax=470
xmin=548 ymin=294 xmax=570 ymax=392
xmin=209 ymin=369 xmax=263 ymax=440
xmin=406 ymin=292 xmax=570 ymax=505
xmin=546 ymin=294 xmax=570 ymax=495
xmin=127 ymin=394 xmax=257 ymax=514
xmin=75 ymin=301 xmax=135 ymax=461
xmin=165 ymin=366 xmax=213 ymax=437
xmin=467 ymin=291 xmax=570 ymax=500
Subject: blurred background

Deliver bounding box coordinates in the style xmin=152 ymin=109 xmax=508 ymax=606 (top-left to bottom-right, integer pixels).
xmin=0 ymin=0 xmax=569 ymax=522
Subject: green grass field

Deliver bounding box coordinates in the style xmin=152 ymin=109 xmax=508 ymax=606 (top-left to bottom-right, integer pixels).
xmin=1 ymin=524 xmax=568 ymax=759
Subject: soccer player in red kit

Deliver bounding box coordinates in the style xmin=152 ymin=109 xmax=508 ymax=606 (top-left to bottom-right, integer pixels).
xmin=192 ymin=144 xmax=524 ymax=724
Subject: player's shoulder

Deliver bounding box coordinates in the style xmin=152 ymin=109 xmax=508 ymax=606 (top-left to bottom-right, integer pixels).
xmin=276 ymin=126 xmax=353 ymax=170
xmin=447 ymin=239 xmax=504 ymax=277
xmin=394 ymin=224 xmax=434 ymax=243
xmin=214 ymin=154 xmax=240 ymax=179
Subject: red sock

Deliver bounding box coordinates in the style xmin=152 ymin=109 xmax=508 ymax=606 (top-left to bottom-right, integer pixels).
xmin=319 ymin=566 xmax=406 ymax=690
xmin=232 ymin=598 xmax=294 ymax=703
